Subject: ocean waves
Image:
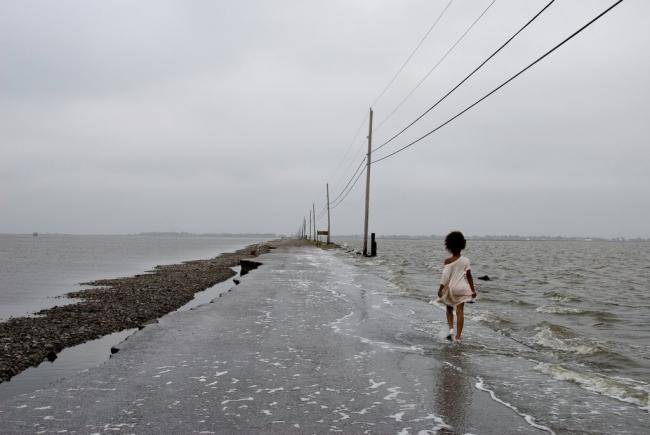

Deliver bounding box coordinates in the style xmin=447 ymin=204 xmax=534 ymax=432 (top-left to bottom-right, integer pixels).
xmin=531 ymin=323 xmax=603 ymax=356
xmin=337 ymin=238 xmax=650 ymax=430
xmin=536 ymin=363 xmax=650 ymax=412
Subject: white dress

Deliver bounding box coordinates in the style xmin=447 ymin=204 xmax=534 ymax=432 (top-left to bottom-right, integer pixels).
xmin=437 ymin=256 xmax=473 ymax=306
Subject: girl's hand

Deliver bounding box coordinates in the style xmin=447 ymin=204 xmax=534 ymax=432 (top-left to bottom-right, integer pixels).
xmin=472 ymin=291 xmax=477 ymax=298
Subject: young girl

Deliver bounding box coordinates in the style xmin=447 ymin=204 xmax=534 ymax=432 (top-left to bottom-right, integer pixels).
xmin=436 ymin=231 xmax=477 ymax=342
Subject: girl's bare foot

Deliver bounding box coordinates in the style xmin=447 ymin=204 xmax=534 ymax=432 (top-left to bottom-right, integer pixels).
xmin=446 ymin=328 xmax=454 ymax=341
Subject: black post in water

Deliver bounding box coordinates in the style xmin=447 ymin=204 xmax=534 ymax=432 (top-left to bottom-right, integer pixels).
xmin=370 ymin=233 xmax=377 ymax=257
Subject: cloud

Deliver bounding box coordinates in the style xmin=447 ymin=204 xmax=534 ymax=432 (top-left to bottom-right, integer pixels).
xmin=1 ymin=0 xmax=648 ymax=236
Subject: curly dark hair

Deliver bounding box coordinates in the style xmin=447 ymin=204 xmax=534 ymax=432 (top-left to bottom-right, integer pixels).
xmin=444 ymin=231 xmax=466 ymax=254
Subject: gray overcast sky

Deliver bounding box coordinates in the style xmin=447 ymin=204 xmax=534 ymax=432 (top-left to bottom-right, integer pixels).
xmin=1 ymin=0 xmax=648 ymax=237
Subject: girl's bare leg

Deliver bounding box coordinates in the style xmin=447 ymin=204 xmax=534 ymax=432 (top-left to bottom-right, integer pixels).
xmin=446 ymin=305 xmax=454 ymax=330
xmin=455 ymin=303 xmax=465 ymax=340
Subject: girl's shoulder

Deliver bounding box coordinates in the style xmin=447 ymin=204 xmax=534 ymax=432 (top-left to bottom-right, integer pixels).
xmin=444 ymin=255 xmax=460 ymax=265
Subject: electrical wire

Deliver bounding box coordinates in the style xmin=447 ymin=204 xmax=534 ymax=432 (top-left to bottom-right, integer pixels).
xmin=371 ymin=0 xmax=456 ymax=108
xmin=317 ymin=156 xmax=366 ymax=221
xmin=330 ymin=157 xmax=367 ymax=206
xmin=328 ymin=112 xmax=368 ymax=189
xmin=374 ymin=0 xmax=556 ymax=153
xmin=372 ymin=0 xmax=624 ymax=165
xmin=331 ymin=165 xmax=367 ymax=210
xmin=314 ymin=0 xmax=456 ymax=215
xmin=373 ymin=0 xmax=498 ymax=134
xmin=324 ymin=0 xmax=457 ymax=205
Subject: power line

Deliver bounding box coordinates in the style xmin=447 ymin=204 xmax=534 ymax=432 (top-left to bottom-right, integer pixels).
xmin=328 ymin=112 xmax=368 ymax=189
xmin=374 ymin=0 xmax=556 ymax=153
xmin=316 ymin=0 xmax=457 ymax=217
xmin=331 ymin=166 xmax=367 ymax=210
xmin=330 ymin=157 xmax=367 ymax=206
xmin=371 ymin=0 xmax=456 ymax=108
xmin=330 ymin=137 xmax=366 ymax=195
xmin=373 ymin=0 xmax=498 ymax=134
xmin=325 ymin=0 xmax=456 ymax=208
xmin=311 ymin=156 xmax=366 ymax=224
xmin=317 ymin=156 xmax=366 ymax=221
xmin=373 ymin=0 xmax=624 ymax=165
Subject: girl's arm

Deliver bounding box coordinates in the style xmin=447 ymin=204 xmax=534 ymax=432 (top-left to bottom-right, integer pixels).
xmin=437 ymin=284 xmax=445 ymax=298
xmin=466 ymin=270 xmax=477 ymax=298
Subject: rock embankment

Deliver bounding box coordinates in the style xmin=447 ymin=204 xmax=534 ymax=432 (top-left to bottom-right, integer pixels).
xmin=0 ymin=240 xmax=296 ymax=383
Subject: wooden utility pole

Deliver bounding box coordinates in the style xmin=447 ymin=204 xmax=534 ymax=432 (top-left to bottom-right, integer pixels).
xmin=312 ymin=203 xmax=316 ymax=242
xmin=326 ymin=183 xmax=331 ymax=245
xmin=308 ymin=209 xmax=312 ymax=240
xmin=363 ymin=108 xmax=373 ymax=256
xmin=303 ymin=217 xmax=306 ymax=239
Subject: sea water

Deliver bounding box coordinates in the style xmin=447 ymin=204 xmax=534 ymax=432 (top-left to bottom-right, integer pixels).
xmin=337 ymin=238 xmax=650 ymax=433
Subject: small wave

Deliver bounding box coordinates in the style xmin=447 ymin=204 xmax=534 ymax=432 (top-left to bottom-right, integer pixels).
xmin=536 ymin=305 xmax=586 ymax=315
xmin=470 ymin=311 xmax=511 ymax=325
xmin=536 ymin=363 xmax=650 ymax=411
xmin=475 ymin=377 xmax=555 ymax=434
xmin=535 ymin=306 xmax=620 ymax=323
xmin=531 ymin=324 xmax=601 ymax=355
xmin=543 ymin=290 xmax=582 ymax=303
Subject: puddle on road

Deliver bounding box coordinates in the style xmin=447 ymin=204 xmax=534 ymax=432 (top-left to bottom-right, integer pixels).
xmin=0 ymin=328 xmax=137 ymax=402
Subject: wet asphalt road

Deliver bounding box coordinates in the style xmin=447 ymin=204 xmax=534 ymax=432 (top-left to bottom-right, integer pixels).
xmin=0 ymin=246 xmax=546 ymax=434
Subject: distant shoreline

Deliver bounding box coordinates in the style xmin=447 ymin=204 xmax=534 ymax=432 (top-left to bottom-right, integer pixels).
xmin=335 ymin=235 xmax=650 ymax=242
xmin=0 ymin=232 xmax=277 ymax=238
xmin=136 ymin=232 xmax=277 ymax=237
xmin=2 ymin=232 xmax=648 ymax=241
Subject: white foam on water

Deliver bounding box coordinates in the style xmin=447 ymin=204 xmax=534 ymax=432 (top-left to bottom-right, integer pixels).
xmin=330 ymin=311 xmax=354 ymax=333
xmin=535 ymin=306 xmax=585 ymax=315
xmin=384 ymin=386 xmax=403 ymax=401
xmin=221 ymin=397 xmax=254 ymax=405
xmin=532 ymin=325 xmax=600 ymax=355
xmin=536 ymin=363 xmax=650 ymax=412
xmin=475 ymin=376 xmax=555 ymax=434
xmin=266 ymin=387 xmax=284 ymax=394
xmin=469 ymin=311 xmax=503 ymax=324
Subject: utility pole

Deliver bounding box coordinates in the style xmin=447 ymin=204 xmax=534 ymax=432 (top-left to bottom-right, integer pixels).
xmin=312 ymin=203 xmax=316 ymax=242
xmin=363 ymin=107 xmax=373 ymax=256
xmin=308 ymin=209 xmax=312 ymax=240
xmin=303 ymin=217 xmax=306 ymax=239
xmin=326 ymin=183 xmax=331 ymax=245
